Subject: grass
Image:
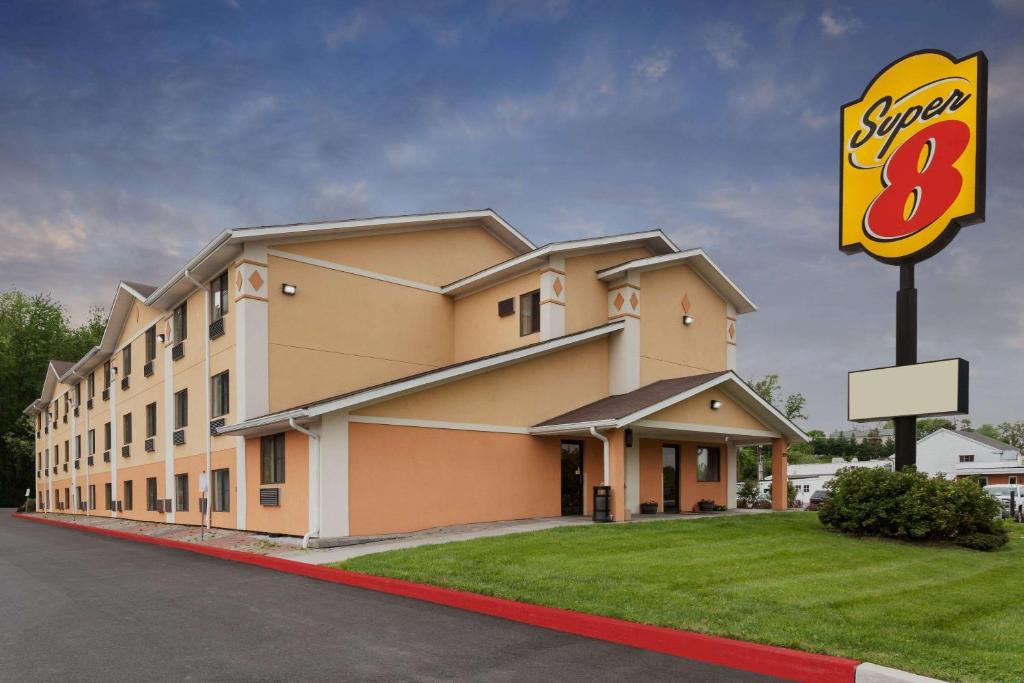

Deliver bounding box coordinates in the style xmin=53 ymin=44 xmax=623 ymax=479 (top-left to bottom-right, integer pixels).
xmin=334 ymin=513 xmax=1024 ymax=682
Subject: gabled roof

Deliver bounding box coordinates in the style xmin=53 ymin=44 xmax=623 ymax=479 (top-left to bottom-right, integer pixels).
xmin=531 ymin=371 xmax=809 ymax=443
xmin=218 ymin=321 xmax=626 ymax=436
xmin=595 ymin=249 xmax=757 ymax=314
xmin=957 ymin=430 xmax=1018 ymax=452
xmin=442 ymin=230 xmax=679 ymax=297
xmin=23 ymin=360 xmax=77 ymax=414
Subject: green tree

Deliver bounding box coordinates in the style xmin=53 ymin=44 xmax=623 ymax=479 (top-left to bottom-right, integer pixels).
xmin=995 ymin=421 xmax=1024 ymax=450
xmin=916 ymin=417 xmax=956 ymax=439
xmin=976 ymin=423 xmax=1001 ymax=440
xmin=0 ymin=291 xmax=105 ymax=506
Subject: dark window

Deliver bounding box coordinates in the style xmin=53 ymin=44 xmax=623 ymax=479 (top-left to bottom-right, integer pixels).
xmin=146 ymin=402 xmax=157 ymax=438
xmin=959 ymin=454 xmax=975 ymax=463
xmin=54 ymin=444 xmax=59 ymax=462
xmin=103 ymin=360 xmax=111 ymax=388
xmin=87 ymin=371 xmax=95 ymax=398
xmin=103 ymin=422 xmax=111 ymax=450
xmin=497 ymin=297 xmax=515 ymax=317
xmin=211 ymin=371 xmax=229 ymax=418
xmin=122 ymin=413 xmax=133 ymax=444
xmin=211 ymin=271 xmax=229 ymax=321
xmin=89 ymin=485 xmax=96 ymax=510
xmin=63 ymin=440 xmax=69 ymax=462
xmin=175 ymin=473 xmax=189 ymax=512
xmin=75 ymin=486 xmax=81 ymax=509
xmin=104 ymin=483 xmax=112 ymax=511
xmin=212 ymin=468 xmax=230 ymax=512
xmin=145 ymin=326 xmax=157 ymax=362
xmin=519 ymin=290 xmax=540 ymax=336
xmin=696 ymin=446 xmax=721 ymax=482
xmin=122 ymin=343 xmax=132 ymax=376
xmin=74 ymin=383 xmax=81 ymax=405
xmin=173 ymin=302 xmax=188 ymax=343
xmin=260 ymin=434 xmax=285 ymax=484
xmin=146 ymin=477 xmax=158 ymax=511
xmin=174 ymin=390 xmax=188 ymax=429
xmin=88 ymin=429 xmax=95 ymax=455
xmin=75 ymin=435 xmax=81 ymax=460
xmin=123 ymin=480 xmax=133 ymax=511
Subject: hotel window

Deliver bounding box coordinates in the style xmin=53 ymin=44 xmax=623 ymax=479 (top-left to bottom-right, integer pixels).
xmin=63 ymin=440 xmax=69 ymax=462
xmin=146 ymin=402 xmax=157 ymax=438
xmin=174 ymin=390 xmax=189 ymax=429
xmin=122 ymin=413 xmax=133 ymax=445
xmin=54 ymin=444 xmax=59 ymax=462
xmin=89 ymin=485 xmax=96 ymax=510
xmin=75 ymin=435 xmax=81 ymax=460
xmin=211 ymin=271 xmax=229 ymax=321
xmin=173 ymin=301 xmax=188 ymax=343
xmin=959 ymin=455 xmax=974 ymax=463
xmin=1010 ymin=476 xmax=1018 ymax=485
xmin=519 ymin=289 xmax=540 ymax=336
xmin=146 ymin=477 xmax=158 ymax=511
xmin=261 ymin=434 xmax=286 ymax=484
xmin=44 ymin=449 xmax=49 ymax=469
xmin=88 ymin=429 xmax=95 ymax=455
xmin=104 ymin=422 xmax=111 ymax=450
xmin=122 ymin=343 xmax=132 ymax=377
xmin=123 ymin=480 xmax=133 ymax=511
xmin=74 ymin=382 xmax=81 ymax=406
xmin=175 ymin=473 xmax=189 ymax=512
xmin=104 ymin=483 xmax=112 ymax=511
xmin=75 ymin=486 xmax=81 ymax=509
xmin=696 ymin=446 xmax=721 ymax=482
xmin=978 ymin=476 xmax=988 ymax=487
xmin=87 ymin=370 xmax=95 ymax=398
xmin=212 ymin=468 xmax=230 ymax=513
xmin=145 ymin=326 xmax=157 ymax=363
xmin=103 ymin=360 xmax=111 ymax=388
xmin=211 ymin=371 xmax=229 ymax=418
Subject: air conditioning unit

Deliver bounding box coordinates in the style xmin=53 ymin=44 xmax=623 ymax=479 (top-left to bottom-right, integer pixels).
xmin=121 ymin=445 xmax=130 ymax=458
xmin=121 ymin=376 xmax=130 ymax=391
xmin=173 ymin=429 xmax=186 ymax=446
xmin=208 ymin=318 xmax=225 ymax=340
xmin=102 ymin=451 xmax=110 ymax=463
xmin=102 ymin=388 xmax=110 ymax=401
xmin=172 ymin=342 xmax=184 ymax=361
xmin=144 ymin=361 xmax=154 ymax=377
xmin=209 ymin=418 xmax=225 ymax=436
xmin=144 ymin=438 xmax=155 ymax=452
xmin=87 ymin=398 xmax=94 ymax=410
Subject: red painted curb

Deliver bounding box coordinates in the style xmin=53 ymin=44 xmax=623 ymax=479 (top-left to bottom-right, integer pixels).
xmin=12 ymin=512 xmax=858 ymax=682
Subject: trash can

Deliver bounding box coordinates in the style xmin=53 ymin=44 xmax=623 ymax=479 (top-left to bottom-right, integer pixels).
xmin=593 ymin=485 xmax=612 ymax=522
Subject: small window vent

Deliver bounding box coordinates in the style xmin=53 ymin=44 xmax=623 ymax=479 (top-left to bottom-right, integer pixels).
xmin=144 ymin=361 xmax=154 ymax=377
xmin=172 ymin=342 xmax=184 ymax=361
xmin=209 ymin=318 xmax=225 ymax=340
xmin=497 ymin=297 xmax=515 ymax=317
xmin=121 ymin=376 xmax=130 ymax=391
xmin=259 ymin=488 xmax=281 ymax=507
xmin=102 ymin=451 xmax=110 ymax=463
xmin=121 ymin=445 xmax=130 ymax=458
xmin=144 ymin=438 xmax=155 ymax=453
xmin=209 ymin=418 xmax=225 ymax=436
xmin=173 ymin=429 xmax=186 ymax=446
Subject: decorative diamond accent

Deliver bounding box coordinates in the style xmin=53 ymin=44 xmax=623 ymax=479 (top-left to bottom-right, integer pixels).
xmin=613 ymin=292 xmax=625 ymax=310
xmin=552 ymin=278 xmax=563 ymax=297
xmin=681 ymin=293 xmax=691 ymax=314
xmin=729 ymin=321 xmax=736 ymax=339
xmin=236 ymin=271 xmax=243 ymax=290
xmin=629 ymin=292 xmax=639 ymax=310
xmin=248 ymin=270 xmax=264 ymax=292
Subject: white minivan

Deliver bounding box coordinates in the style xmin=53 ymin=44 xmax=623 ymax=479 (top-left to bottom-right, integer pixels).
xmin=983 ymin=484 xmax=1024 ymax=522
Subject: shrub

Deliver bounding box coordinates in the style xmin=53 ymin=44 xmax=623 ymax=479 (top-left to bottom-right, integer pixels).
xmin=738 ymin=480 xmax=760 ymax=508
xmin=818 ymin=467 xmax=1007 ymax=550
xmin=16 ymin=497 xmax=35 ymax=513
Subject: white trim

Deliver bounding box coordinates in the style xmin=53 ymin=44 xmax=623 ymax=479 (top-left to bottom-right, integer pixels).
xmin=633 ymin=419 xmax=781 ymax=439
xmin=596 ymin=249 xmax=757 ymax=315
xmin=349 ymin=415 xmax=530 ymax=434
xmin=266 ymin=249 xmax=442 ymax=293
xmin=113 ymin=314 xmax=164 ymax=355
xmin=163 ymin=339 xmax=176 ymax=523
xmin=530 ymin=419 xmax=617 ymax=435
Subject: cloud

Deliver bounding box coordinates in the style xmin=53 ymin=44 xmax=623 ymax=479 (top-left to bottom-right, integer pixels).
xmin=384 ymin=143 xmax=429 ymax=169
xmin=799 ymin=109 xmax=832 ymax=130
xmin=819 ymin=11 xmax=861 ymax=37
xmin=990 ymin=48 xmax=1024 ymax=117
xmin=992 ymin=0 xmax=1024 ymax=13
xmin=700 ymin=22 xmax=747 ymax=69
xmin=635 ymin=49 xmax=673 ymax=81
xmin=488 ymin=0 xmax=570 ymax=24
xmin=315 ymin=180 xmax=369 ymax=214
xmin=325 ymin=9 xmax=369 ymax=50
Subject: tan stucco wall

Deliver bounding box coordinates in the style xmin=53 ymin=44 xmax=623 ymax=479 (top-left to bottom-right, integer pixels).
xmin=353 ymin=337 xmax=610 ymax=427
xmin=639 ymin=439 xmax=728 ymax=512
xmin=639 ymin=444 xmax=663 ymax=509
xmin=639 ymin=264 xmax=728 ymax=384
xmin=564 ymin=247 xmax=650 ymax=334
xmin=245 ymin=430 xmax=308 ymax=536
xmin=452 ymin=270 xmax=541 ymax=362
xmin=267 ymin=255 xmax=455 ymax=411
xmin=272 ymin=223 xmax=517 ymax=286
xmin=348 ymin=423 xmax=559 ymax=535
xmin=646 ymin=387 xmax=766 ymax=432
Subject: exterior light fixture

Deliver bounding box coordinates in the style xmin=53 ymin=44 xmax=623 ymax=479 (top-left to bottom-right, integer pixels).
xmin=110 ymin=366 xmax=118 ymax=378
xmin=157 ymin=333 xmax=165 ymax=343
xmin=624 ymin=428 xmax=633 ymax=448
xmin=682 ymin=315 xmax=695 ymax=326
xmin=282 ymin=283 xmax=298 ymax=296
xmin=709 ymin=399 xmax=722 ymax=410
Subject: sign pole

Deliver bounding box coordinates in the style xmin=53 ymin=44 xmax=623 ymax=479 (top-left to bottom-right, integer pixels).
xmin=894 ymin=263 xmax=917 ymax=470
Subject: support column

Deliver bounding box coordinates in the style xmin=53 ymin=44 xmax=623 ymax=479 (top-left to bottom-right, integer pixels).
xmin=539 ymin=256 xmax=565 ymax=341
xmin=607 ymin=275 xmax=640 ymax=394
xmin=771 ymin=438 xmax=789 ymax=511
xmin=625 ymin=432 xmax=640 ymax=515
xmin=110 ymin=372 xmax=118 ymax=518
xmin=162 ymin=324 xmax=176 ymax=524
xmin=318 ymin=412 xmax=349 ymax=539
xmin=726 ymin=441 xmax=738 ymax=509
xmin=609 ymin=428 xmax=627 ymax=522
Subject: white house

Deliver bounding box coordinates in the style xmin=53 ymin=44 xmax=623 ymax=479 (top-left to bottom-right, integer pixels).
xmin=915 ymin=429 xmax=1023 ymax=486
xmin=761 ymin=458 xmax=893 ymax=506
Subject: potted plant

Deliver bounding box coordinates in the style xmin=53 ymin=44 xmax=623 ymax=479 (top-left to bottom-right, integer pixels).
xmin=640 ymin=500 xmax=658 ymax=514
xmin=697 ymin=499 xmax=715 ymax=512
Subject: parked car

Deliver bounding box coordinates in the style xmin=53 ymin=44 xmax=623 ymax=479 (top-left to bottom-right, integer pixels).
xmin=806 ymin=489 xmax=829 ymax=511
xmin=983 ymin=484 xmax=1024 ymax=521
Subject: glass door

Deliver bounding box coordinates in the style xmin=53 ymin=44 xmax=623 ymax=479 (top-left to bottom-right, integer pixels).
xmin=560 ymin=441 xmax=584 ymax=515
xmin=662 ymin=445 xmax=680 ymax=512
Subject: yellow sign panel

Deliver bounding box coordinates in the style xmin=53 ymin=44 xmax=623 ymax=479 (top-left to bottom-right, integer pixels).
xmin=840 ymin=50 xmax=987 ymax=264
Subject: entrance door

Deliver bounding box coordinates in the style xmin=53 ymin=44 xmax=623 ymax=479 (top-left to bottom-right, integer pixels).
xmin=560 ymin=441 xmax=584 ymax=515
xmin=662 ymin=445 xmax=680 ymax=512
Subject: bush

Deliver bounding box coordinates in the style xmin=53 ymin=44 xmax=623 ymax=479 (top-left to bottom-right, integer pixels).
xmin=818 ymin=467 xmax=1007 ymax=550
xmin=738 ymin=480 xmax=760 ymax=508
xmin=16 ymin=497 xmax=35 ymax=513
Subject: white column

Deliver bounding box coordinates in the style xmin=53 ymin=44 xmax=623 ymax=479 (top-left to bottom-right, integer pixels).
xmin=46 ymin=410 xmax=53 ymax=512
xmin=607 ymin=274 xmax=641 ymax=394
xmin=162 ymin=328 xmax=176 ymax=523
xmin=539 ymin=256 xmax=566 ymax=341
xmin=726 ymin=302 xmax=737 ymax=371
xmin=727 ymin=441 xmax=738 ymax=509
xmin=625 ymin=436 xmax=640 ymax=514
xmin=318 ymin=412 xmax=349 ymax=538
xmin=110 ymin=373 xmax=118 ymax=518
xmin=233 ymin=245 xmax=270 ymax=530
xmin=70 ymin=404 xmax=77 ymax=511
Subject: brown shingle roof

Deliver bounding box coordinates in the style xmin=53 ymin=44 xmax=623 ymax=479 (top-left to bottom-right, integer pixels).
xmin=533 ymin=371 xmax=730 ymax=427
xmin=50 ymin=360 xmax=76 ymax=376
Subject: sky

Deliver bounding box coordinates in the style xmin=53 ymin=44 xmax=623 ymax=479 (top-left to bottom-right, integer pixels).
xmin=1 ymin=0 xmax=1023 ymax=431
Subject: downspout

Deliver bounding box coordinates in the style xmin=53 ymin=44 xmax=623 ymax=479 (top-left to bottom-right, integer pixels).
xmin=289 ymin=418 xmax=320 ymax=549
xmin=590 ymin=426 xmax=609 ymax=485
xmin=184 ymin=269 xmax=212 ymax=529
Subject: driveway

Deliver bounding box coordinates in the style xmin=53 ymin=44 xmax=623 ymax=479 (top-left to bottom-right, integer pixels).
xmin=1 ymin=511 xmax=779 ymax=681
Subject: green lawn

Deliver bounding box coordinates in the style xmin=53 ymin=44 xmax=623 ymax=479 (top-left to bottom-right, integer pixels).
xmin=335 ymin=513 xmax=1024 ymax=682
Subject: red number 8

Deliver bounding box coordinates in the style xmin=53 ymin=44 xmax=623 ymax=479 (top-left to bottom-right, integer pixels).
xmin=864 ymin=120 xmax=970 ymax=241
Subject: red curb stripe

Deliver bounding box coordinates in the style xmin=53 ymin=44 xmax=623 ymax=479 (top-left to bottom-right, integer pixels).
xmin=12 ymin=513 xmax=858 ymax=682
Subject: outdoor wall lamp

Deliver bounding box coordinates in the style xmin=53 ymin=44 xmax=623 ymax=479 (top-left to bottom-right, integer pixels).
xmin=282 ymin=283 xmax=298 ymax=296
xmin=157 ymin=333 xmax=165 ymax=343
xmin=682 ymin=315 xmax=695 ymax=326
xmin=625 ymin=428 xmax=633 ymax=448
xmin=110 ymin=366 xmax=118 ymax=378
xmin=709 ymin=399 xmax=722 ymax=410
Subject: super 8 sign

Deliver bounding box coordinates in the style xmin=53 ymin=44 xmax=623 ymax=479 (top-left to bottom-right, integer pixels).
xmin=840 ymin=50 xmax=987 ymax=264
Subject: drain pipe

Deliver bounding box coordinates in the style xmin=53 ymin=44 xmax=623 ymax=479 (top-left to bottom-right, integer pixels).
xmin=289 ymin=418 xmax=320 ymax=549
xmin=590 ymin=426 xmax=609 ymax=485
xmin=184 ymin=269 xmax=212 ymax=529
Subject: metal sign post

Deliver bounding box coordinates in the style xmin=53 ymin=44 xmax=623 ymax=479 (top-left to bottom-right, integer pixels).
xmin=894 ymin=264 xmax=917 ymax=470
